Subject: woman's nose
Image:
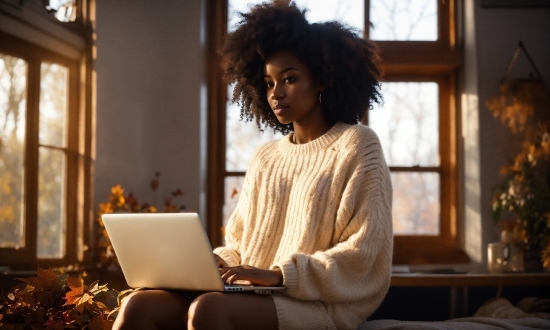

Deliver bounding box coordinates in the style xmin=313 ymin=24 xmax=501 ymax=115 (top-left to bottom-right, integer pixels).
xmin=271 ymin=85 xmax=284 ymax=100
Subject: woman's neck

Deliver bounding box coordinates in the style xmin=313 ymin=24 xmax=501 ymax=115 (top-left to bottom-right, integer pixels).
xmin=291 ymin=113 xmax=333 ymax=144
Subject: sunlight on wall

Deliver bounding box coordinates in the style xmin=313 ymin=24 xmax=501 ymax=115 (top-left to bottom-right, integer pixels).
xmin=462 ymin=92 xmax=482 ymax=263
xmin=462 ymin=0 xmax=483 ymax=265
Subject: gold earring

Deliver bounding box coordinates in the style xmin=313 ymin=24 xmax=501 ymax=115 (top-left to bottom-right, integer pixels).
xmin=319 ymin=93 xmax=323 ymax=105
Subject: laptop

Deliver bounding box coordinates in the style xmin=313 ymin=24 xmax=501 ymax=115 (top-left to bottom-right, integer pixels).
xmin=101 ymin=212 xmax=285 ymax=294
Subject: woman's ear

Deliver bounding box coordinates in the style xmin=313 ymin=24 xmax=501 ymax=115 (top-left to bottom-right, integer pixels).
xmin=318 ymin=82 xmax=328 ymax=93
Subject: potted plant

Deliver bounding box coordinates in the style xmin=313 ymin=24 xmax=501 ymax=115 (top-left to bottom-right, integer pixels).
xmin=490 ymin=127 xmax=550 ymax=271
xmin=488 ymin=78 xmax=550 ymax=271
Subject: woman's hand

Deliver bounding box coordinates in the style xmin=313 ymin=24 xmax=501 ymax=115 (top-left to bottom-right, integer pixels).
xmin=213 ymin=253 xmax=229 ymax=269
xmin=220 ymin=265 xmax=283 ymax=287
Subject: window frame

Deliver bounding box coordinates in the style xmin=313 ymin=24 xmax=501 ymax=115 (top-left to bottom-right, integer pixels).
xmin=364 ymin=0 xmax=466 ymax=264
xmin=0 ymin=0 xmax=94 ymax=269
xmin=206 ymin=0 xmax=467 ymax=264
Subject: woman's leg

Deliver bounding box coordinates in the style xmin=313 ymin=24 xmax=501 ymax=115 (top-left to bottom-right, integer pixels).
xmin=113 ymin=290 xmax=198 ymax=330
xmin=188 ymin=292 xmax=278 ymax=330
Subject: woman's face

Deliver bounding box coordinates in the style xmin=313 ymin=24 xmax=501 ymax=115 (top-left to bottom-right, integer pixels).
xmin=264 ymin=51 xmax=323 ymax=125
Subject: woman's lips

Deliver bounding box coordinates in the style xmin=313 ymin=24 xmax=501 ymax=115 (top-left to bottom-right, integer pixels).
xmin=273 ymin=105 xmax=287 ymax=115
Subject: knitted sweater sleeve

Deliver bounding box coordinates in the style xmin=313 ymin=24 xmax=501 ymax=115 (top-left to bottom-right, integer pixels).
xmin=212 ymin=194 xmax=245 ymax=267
xmin=275 ymin=130 xmax=393 ymax=303
xmin=212 ymin=144 xmax=267 ymax=267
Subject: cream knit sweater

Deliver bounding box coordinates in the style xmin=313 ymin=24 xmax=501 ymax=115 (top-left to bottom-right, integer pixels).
xmin=214 ymin=122 xmax=393 ymax=330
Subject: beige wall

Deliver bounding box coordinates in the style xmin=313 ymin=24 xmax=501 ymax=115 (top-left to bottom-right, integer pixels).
xmin=94 ymin=0 xmax=205 ymax=218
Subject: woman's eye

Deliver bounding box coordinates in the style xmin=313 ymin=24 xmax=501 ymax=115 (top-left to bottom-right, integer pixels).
xmin=266 ymin=82 xmax=274 ymax=88
xmin=284 ymin=77 xmax=296 ymax=83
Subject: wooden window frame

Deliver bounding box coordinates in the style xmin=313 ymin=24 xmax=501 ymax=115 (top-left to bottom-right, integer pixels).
xmin=367 ymin=0 xmax=466 ymax=264
xmin=0 ymin=0 xmax=94 ymax=269
xmin=206 ymin=0 xmax=468 ymax=264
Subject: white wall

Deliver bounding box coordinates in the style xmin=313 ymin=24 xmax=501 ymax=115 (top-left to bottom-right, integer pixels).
xmin=94 ymin=0 xmax=204 ymax=217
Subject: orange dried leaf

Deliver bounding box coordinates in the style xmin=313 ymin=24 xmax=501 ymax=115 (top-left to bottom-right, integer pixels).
xmin=171 ymin=189 xmax=183 ymax=197
xmin=63 ymin=278 xmax=108 ymax=314
xmin=87 ymin=313 xmax=113 ymax=330
xmin=151 ymin=178 xmax=159 ymax=191
xmin=63 ymin=277 xmax=92 ymax=312
xmin=111 ymin=184 xmax=124 ymax=196
xmin=16 ymin=266 xmax=61 ymax=292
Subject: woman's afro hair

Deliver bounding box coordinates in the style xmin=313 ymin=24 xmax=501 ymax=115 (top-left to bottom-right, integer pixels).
xmin=220 ymin=0 xmax=382 ymax=135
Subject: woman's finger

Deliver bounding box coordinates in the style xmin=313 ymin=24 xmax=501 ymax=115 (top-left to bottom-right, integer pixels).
xmin=219 ymin=266 xmax=279 ymax=286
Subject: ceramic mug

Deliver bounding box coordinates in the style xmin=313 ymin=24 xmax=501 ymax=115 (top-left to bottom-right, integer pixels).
xmin=487 ymin=242 xmax=511 ymax=273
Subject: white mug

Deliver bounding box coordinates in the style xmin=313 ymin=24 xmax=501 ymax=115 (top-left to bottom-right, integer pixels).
xmin=487 ymin=242 xmax=511 ymax=273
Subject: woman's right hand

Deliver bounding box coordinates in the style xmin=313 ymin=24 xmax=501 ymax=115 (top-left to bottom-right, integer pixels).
xmin=214 ymin=253 xmax=228 ymax=269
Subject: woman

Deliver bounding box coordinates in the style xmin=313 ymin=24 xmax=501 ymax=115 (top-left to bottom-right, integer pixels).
xmin=113 ymin=1 xmax=392 ymax=329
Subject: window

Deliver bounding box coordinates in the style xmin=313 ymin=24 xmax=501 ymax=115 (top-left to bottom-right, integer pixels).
xmin=0 ymin=0 xmax=94 ymax=269
xmin=365 ymin=0 xmax=465 ymax=264
xmin=206 ymin=0 xmax=465 ymax=264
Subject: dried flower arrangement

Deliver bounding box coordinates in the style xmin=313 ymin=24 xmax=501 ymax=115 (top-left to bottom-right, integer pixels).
xmin=488 ymin=77 xmax=550 ymax=271
xmin=0 ymin=266 xmax=137 ymax=329
xmin=97 ymin=172 xmax=186 ymax=269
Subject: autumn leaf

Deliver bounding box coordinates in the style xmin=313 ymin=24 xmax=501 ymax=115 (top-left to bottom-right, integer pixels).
xmin=94 ymin=290 xmax=119 ymax=311
xmin=171 ymin=189 xmax=183 ymax=197
xmin=109 ymin=184 xmax=126 ymax=207
xmin=16 ymin=266 xmax=62 ymax=292
xmin=63 ymin=277 xmax=92 ymax=313
xmin=63 ymin=278 xmax=109 ymax=314
xmin=111 ymin=184 xmax=124 ymax=197
xmin=87 ymin=281 xmax=109 ymax=296
xmin=86 ymin=313 xmax=113 ymax=330
xmin=44 ymin=316 xmax=65 ymax=330
xmin=35 ymin=290 xmax=59 ymax=310
xmin=21 ymin=306 xmax=46 ymax=326
xmin=151 ymin=178 xmax=159 ymax=191
xmin=63 ymin=309 xmax=91 ymax=327
xmin=15 ymin=288 xmax=37 ymax=307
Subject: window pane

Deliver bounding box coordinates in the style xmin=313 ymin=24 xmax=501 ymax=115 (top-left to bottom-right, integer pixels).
xmin=392 ymin=172 xmax=439 ymax=235
xmin=226 ymin=87 xmax=284 ymax=171
xmin=40 ymin=63 xmax=68 ymax=148
xmin=293 ymin=0 xmax=364 ymax=31
xmin=0 ymin=54 xmax=27 ymax=249
xmin=228 ymin=0 xmax=265 ymax=31
xmin=229 ymin=0 xmax=364 ymax=31
xmin=37 ymin=147 xmax=66 ymax=258
xmin=49 ymin=0 xmax=77 ymax=22
xmin=223 ymin=176 xmax=245 ymax=228
xmin=370 ymin=0 xmax=437 ymax=41
xmin=37 ymin=62 xmax=68 ymax=259
xmin=370 ymin=82 xmax=439 ymax=167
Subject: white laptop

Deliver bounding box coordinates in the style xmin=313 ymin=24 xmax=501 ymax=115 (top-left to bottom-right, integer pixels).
xmin=101 ymin=213 xmax=285 ymax=294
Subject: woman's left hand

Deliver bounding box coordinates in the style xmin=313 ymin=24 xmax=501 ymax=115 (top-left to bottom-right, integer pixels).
xmin=220 ymin=265 xmax=283 ymax=287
